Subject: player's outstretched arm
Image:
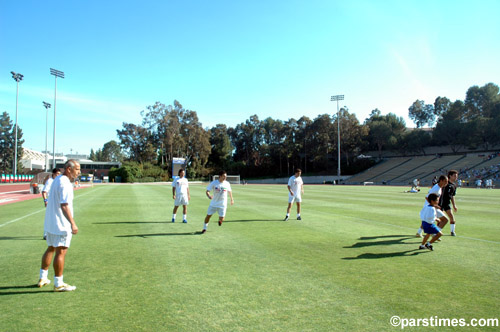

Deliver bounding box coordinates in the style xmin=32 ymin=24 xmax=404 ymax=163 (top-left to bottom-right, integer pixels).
xmin=206 ymin=190 xmax=212 ymax=200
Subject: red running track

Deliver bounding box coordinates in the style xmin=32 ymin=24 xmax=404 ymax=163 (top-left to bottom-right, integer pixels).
xmin=0 ymin=184 xmax=41 ymax=206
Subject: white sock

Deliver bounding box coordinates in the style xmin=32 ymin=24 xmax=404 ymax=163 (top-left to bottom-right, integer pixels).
xmin=203 ymin=223 xmax=208 ymax=230
xmin=286 ymin=213 xmax=290 ymax=217
xmin=39 ymin=269 xmax=48 ymax=280
xmin=55 ymin=276 xmax=64 ymax=287
xmin=172 ymin=214 xmax=176 ymax=219
xmin=417 ymin=227 xmax=423 ymax=234
xmin=450 ymin=224 xmax=455 ymax=232
xmin=297 ymin=214 xmax=301 ymax=217
xmin=183 ymin=214 xmax=187 ymax=220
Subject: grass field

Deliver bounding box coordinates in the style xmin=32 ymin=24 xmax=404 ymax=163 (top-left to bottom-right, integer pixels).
xmin=1 ymin=183 xmax=499 ymax=331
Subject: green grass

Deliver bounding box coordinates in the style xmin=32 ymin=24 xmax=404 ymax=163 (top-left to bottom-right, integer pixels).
xmin=1 ymin=184 xmax=499 ymax=331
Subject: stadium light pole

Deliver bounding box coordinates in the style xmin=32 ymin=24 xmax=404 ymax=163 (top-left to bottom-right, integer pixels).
xmin=11 ymin=71 xmax=24 ymax=176
xmin=43 ymin=101 xmax=51 ymax=171
xmin=50 ymin=68 xmax=64 ymax=168
xmin=331 ymin=95 xmax=344 ymax=180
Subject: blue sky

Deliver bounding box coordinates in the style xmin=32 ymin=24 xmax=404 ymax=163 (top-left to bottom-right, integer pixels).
xmin=1 ymin=0 xmax=499 ymax=156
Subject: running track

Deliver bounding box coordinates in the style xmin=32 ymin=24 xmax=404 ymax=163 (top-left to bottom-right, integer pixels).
xmin=0 ymin=184 xmax=40 ymax=206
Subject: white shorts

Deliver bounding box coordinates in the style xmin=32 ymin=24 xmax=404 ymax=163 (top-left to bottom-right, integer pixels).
xmin=174 ymin=195 xmax=189 ymax=206
xmin=207 ymin=206 xmax=226 ymax=217
xmin=288 ymin=194 xmax=302 ymax=204
xmin=436 ymin=209 xmax=446 ymax=218
xmin=46 ymin=232 xmax=72 ymax=248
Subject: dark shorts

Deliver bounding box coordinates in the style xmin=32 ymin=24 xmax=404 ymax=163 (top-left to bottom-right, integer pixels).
xmin=421 ymin=221 xmax=441 ymax=235
xmin=441 ymin=205 xmax=452 ymax=211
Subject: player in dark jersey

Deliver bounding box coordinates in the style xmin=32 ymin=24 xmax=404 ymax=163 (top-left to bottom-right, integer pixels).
xmin=438 ymin=170 xmax=459 ymax=236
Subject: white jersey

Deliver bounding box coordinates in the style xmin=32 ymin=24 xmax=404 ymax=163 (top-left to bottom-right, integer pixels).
xmin=420 ymin=204 xmax=437 ymax=224
xmin=44 ymin=175 xmax=74 ymax=235
xmin=423 ymin=184 xmax=442 ymax=207
xmin=172 ymin=177 xmax=189 ymax=196
xmin=288 ymin=175 xmax=303 ymax=198
xmin=42 ymin=177 xmax=54 ymax=195
xmin=207 ymin=180 xmax=232 ymax=208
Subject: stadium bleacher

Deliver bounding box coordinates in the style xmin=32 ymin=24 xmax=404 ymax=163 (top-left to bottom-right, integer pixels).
xmin=346 ymin=152 xmax=500 ymax=186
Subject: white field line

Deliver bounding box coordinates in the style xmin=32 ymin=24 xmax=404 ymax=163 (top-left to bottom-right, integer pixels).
xmin=0 ymin=209 xmax=44 ymax=228
xmin=0 ymin=189 xmax=95 ymax=228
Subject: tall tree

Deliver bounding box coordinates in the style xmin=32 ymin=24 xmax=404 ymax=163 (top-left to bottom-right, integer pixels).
xmin=297 ymin=116 xmax=312 ymax=174
xmin=432 ymin=100 xmax=467 ymax=152
xmin=434 ymin=96 xmax=451 ymax=121
xmin=309 ymin=114 xmax=333 ymax=172
xmin=141 ymin=101 xmax=210 ymax=177
xmin=335 ymin=108 xmax=368 ymax=166
xmin=464 ymin=83 xmax=500 ymax=120
xmin=408 ymin=100 xmax=435 ymax=128
xmin=102 ymin=140 xmax=124 ymax=162
xmin=117 ymin=123 xmax=156 ymax=163
xmin=208 ymin=124 xmax=232 ymax=168
xmin=365 ymin=111 xmax=406 ymax=159
xmin=0 ymin=111 xmax=24 ymax=173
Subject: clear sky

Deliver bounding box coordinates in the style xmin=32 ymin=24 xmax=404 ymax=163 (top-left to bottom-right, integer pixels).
xmin=1 ymin=0 xmax=499 ymax=156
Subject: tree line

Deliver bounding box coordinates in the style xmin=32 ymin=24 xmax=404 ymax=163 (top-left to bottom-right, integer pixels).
xmin=1 ymin=83 xmax=498 ymax=178
xmin=105 ymin=82 xmax=500 ymax=179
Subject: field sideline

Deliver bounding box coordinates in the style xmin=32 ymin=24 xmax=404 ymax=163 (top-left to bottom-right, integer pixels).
xmin=1 ymin=184 xmax=499 ymax=331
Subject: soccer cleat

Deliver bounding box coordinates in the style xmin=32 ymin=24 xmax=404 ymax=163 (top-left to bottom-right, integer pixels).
xmin=283 ymin=216 xmax=289 ymax=221
xmin=171 ymin=218 xmax=175 ymax=223
xmin=201 ymin=229 xmax=206 ymax=234
xmin=451 ymin=232 xmax=456 ymax=236
xmin=419 ymin=245 xmax=426 ymax=250
xmin=218 ymin=220 xmax=222 ymax=226
xmin=182 ymin=219 xmax=188 ymax=223
xmin=415 ymin=233 xmax=422 ymax=238
xmin=436 ymin=238 xmax=442 ymax=242
xmin=37 ymin=278 xmax=51 ymax=288
xmin=54 ymin=283 xmax=76 ymax=292
xmin=297 ymin=216 xmax=302 ymax=221
xmin=425 ymin=243 xmax=434 ymax=251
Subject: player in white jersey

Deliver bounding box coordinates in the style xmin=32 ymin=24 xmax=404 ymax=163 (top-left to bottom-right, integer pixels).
xmin=42 ymin=168 xmax=62 ymax=207
xmin=171 ymin=169 xmax=190 ymax=223
xmin=202 ymin=170 xmax=234 ymax=234
xmin=41 ymin=168 xmax=62 ymax=239
xmin=416 ymin=175 xmax=448 ymax=237
xmin=284 ymin=169 xmax=304 ymax=221
xmin=418 ymin=193 xmax=447 ymax=251
xmin=37 ymin=160 xmax=80 ymax=292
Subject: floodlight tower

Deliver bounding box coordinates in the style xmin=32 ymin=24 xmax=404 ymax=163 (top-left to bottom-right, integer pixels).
xmin=330 ymin=95 xmax=344 ymax=180
xmin=50 ymin=68 xmax=64 ymax=168
xmin=11 ymin=71 xmax=24 ymax=176
xmin=43 ymin=101 xmax=51 ymax=171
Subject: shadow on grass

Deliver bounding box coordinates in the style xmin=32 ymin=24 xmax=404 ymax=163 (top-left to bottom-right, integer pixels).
xmin=94 ymin=221 xmax=170 ymax=225
xmin=0 ymin=236 xmax=43 ymax=241
xmin=116 ymin=231 xmax=203 ymax=238
xmin=342 ymin=249 xmax=428 ymax=260
xmin=343 ymin=236 xmax=417 ymax=248
xmin=224 ymin=219 xmax=282 ymax=223
xmin=0 ymin=284 xmax=53 ymax=296
xmin=358 ymin=234 xmax=414 ymax=240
